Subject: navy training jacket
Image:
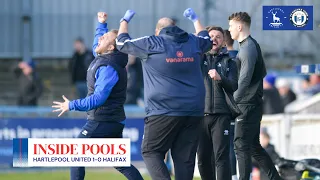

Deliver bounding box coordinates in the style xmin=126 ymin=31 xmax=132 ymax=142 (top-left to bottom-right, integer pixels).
xmin=116 ymin=26 xmax=212 ymax=117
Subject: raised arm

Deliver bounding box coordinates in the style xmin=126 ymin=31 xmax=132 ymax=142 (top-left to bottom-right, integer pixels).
xmin=69 ymin=66 xmax=119 ymax=111
xmin=183 ymin=8 xmax=212 ymax=53
xmin=116 ymin=10 xmax=164 ymax=58
xmin=92 ymin=12 xmax=109 ymax=57
xmin=52 ymin=65 xmax=119 ymax=117
xmin=118 ymin=10 xmax=135 ymax=35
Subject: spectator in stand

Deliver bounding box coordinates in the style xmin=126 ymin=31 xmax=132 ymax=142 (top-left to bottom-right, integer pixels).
xmin=252 ymin=128 xmax=281 ymax=180
xmin=263 ymin=74 xmax=284 ymax=114
xmin=13 ymin=59 xmax=43 ymax=106
xmin=275 ymin=79 xmax=296 ymax=107
xmin=125 ymin=55 xmax=143 ymax=105
xmin=302 ymin=74 xmax=320 ymax=96
xmin=69 ymin=37 xmax=94 ymax=98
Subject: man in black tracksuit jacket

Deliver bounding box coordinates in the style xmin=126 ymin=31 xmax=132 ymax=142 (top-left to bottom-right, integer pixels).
xmin=197 ymin=26 xmax=238 ymax=180
xmin=228 ymin=12 xmax=282 ymax=180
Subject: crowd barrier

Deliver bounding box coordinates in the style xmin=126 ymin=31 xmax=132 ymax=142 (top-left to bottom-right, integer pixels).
xmin=0 ymin=106 xmax=319 ymax=176
xmin=261 ymin=114 xmax=320 ymax=160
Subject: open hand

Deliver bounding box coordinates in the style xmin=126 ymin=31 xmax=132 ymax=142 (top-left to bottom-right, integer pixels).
xmin=52 ymin=95 xmax=70 ymax=117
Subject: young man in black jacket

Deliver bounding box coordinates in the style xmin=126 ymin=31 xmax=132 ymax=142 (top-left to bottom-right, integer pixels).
xmin=197 ymin=26 xmax=238 ymax=180
xmin=228 ymin=12 xmax=282 ymax=180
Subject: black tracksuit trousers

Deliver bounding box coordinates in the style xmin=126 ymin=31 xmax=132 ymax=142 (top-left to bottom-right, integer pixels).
xmin=141 ymin=115 xmax=202 ymax=180
xmin=234 ymin=104 xmax=282 ymax=180
xmin=197 ymin=114 xmax=231 ymax=180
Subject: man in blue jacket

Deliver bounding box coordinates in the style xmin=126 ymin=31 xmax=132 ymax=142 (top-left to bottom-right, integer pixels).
xmin=52 ymin=12 xmax=143 ymax=180
xmin=116 ymin=8 xmax=212 ymax=180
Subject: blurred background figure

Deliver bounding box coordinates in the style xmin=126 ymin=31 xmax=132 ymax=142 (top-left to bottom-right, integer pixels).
xmin=68 ymin=37 xmax=94 ymax=98
xmin=223 ymin=29 xmax=238 ymax=180
xmin=259 ymin=128 xmax=281 ymax=164
xmin=263 ymin=74 xmax=284 ymax=114
xmin=276 ymin=78 xmax=296 ymax=108
xmin=301 ymin=74 xmax=320 ymax=96
xmin=13 ymin=60 xmax=43 ymax=106
xmin=224 ymin=29 xmax=238 ymax=59
xmin=252 ymin=128 xmax=281 ymax=180
xmin=125 ymin=55 xmax=143 ymax=105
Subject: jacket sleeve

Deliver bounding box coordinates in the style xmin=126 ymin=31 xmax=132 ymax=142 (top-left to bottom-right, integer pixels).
xmin=116 ymin=33 xmax=165 ymax=59
xmin=69 ymin=66 xmax=119 ymax=111
xmin=220 ymin=60 xmax=238 ymax=93
xmin=233 ymin=48 xmax=257 ymax=103
xmin=196 ymin=30 xmax=213 ymax=54
xmin=92 ymin=23 xmax=108 ymax=57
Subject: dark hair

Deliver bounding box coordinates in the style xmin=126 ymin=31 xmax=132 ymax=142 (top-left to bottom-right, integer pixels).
xmin=228 ymin=12 xmax=251 ymax=27
xmin=74 ymin=37 xmax=84 ymax=43
xmin=206 ymin=26 xmax=224 ymax=36
xmin=224 ymin=30 xmax=234 ymax=47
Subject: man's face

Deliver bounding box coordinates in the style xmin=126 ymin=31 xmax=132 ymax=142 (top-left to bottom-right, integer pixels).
xmin=74 ymin=41 xmax=84 ymax=53
xmin=263 ymin=79 xmax=272 ymax=89
xmin=209 ymin=30 xmax=224 ymax=52
xmin=228 ymin=20 xmax=240 ymax=41
xmin=278 ymin=86 xmax=289 ymax=96
xmin=18 ymin=62 xmax=33 ymax=75
xmin=260 ymin=134 xmax=270 ymax=148
xmin=95 ymin=32 xmax=117 ymax=54
xmin=309 ymin=75 xmax=320 ymax=85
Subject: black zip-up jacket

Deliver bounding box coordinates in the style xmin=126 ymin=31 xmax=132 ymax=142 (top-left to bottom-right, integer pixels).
xmin=234 ymin=36 xmax=267 ymax=105
xmin=202 ymin=48 xmax=238 ymax=114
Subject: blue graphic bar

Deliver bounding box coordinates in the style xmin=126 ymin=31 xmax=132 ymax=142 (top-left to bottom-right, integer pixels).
xmin=12 ymin=138 xmax=29 ymax=167
xmin=295 ymin=64 xmax=320 ymax=74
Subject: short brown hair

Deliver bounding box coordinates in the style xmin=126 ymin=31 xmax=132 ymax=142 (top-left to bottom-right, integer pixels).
xmin=228 ymin=12 xmax=251 ymax=27
xmin=224 ymin=30 xmax=234 ymax=47
xmin=206 ymin=26 xmax=224 ymax=36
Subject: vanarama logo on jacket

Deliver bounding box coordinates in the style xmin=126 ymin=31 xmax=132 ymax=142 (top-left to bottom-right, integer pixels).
xmin=12 ymin=138 xmax=130 ymax=167
xmin=166 ymin=51 xmax=194 ymax=63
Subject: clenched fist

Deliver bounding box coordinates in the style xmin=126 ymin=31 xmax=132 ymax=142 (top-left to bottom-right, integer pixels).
xmin=208 ymin=69 xmax=221 ymax=80
xmin=97 ymin=12 xmax=108 ymax=23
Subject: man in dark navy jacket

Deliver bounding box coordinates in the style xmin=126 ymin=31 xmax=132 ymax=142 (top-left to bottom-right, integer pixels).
xmin=52 ymin=12 xmax=143 ymax=180
xmin=116 ymin=8 xmax=212 ymax=180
